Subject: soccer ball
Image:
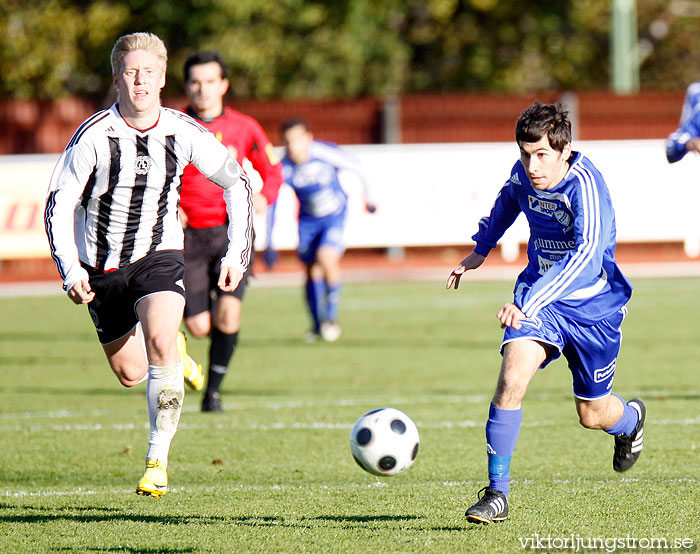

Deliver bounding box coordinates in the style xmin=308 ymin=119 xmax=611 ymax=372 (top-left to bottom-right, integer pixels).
xmin=349 ymin=408 xmax=420 ymax=476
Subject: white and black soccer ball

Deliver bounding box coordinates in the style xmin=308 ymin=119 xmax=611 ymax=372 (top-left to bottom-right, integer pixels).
xmin=349 ymin=407 xmax=419 ymax=476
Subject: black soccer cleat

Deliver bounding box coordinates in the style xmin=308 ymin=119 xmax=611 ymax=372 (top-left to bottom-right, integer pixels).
xmin=202 ymin=391 xmax=223 ymax=413
xmin=465 ymin=486 xmax=509 ymax=524
xmin=613 ymin=398 xmax=645 ymax=472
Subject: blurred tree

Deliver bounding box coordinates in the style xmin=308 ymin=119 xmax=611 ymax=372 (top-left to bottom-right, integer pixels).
xmin=178 ymin=0 xmax=411 ymax=99
xmin=0 ymin=0 xmax=130 ymax=99
xmin=0 ymin=0 xmax=692 ymax=100
xmin=400 ymin=0 xmax=610 ymax=93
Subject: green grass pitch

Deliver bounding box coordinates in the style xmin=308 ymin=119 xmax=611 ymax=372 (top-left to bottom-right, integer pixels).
xmin=0 ymin=277 xmax=698 ymax=553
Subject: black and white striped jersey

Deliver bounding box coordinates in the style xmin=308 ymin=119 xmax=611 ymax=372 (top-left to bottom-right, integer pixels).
xmin=44 ymin=103 xmax=253 ymax=291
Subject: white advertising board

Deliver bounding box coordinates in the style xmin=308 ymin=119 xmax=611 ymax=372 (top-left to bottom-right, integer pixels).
xmin=1 ymin=139 xmax=699 ymax=261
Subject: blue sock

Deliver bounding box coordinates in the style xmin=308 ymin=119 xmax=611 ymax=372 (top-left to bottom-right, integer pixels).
xmin=305 ymin=278 xmax=325 ymax=332
xmin=325 ymin=281 xmax=342 ymax=322
xmin=485 ymin=403 xmax=522 ymax=497
xmin=605 ymin=395 xmax=640 ymax=436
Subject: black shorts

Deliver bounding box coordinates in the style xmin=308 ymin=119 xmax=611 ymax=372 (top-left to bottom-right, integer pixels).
xmin=83 ymin=250 xmax=186 ymax=345
xmin=183 ymin=224 xmax=253 ymax=318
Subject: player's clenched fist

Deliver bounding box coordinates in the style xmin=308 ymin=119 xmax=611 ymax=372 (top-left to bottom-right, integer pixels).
xmin=67 ymin=279 xmax=95 ymax=305
xmin=497 ymin=302 xmax=525 ymax=330
xmin=218 ymin=266 xmax=243 ymax=292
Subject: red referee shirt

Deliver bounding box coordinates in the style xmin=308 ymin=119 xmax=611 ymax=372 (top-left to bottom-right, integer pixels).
xmin=180 ymin=106 xmax=283 ymax=229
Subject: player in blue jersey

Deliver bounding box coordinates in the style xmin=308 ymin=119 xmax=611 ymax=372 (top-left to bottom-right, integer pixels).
xmin=280 ymin=118 xmax=376 ymax=342
xmin=447 ymin=102 xmax=646 ymax=525
xmin=666 ymin=81 xmax=700 ymax=162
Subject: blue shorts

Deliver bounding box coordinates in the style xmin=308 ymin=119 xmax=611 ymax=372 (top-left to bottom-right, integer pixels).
xmin=501 ymin=305 xmax=628 ymax=400
xmin=297 ymin=211 xmax=346 ymax=264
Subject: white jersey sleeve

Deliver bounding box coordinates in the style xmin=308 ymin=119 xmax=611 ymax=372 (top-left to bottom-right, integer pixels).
xmin=222 ymin=171 xmax=253 ymax=272
xmin=311 ymin=141 xmax=376 ymax=206
xmin=45 ymin=137 xmax=97 ymax=291
xmin=188 ymin=125 xmax=254 ymax=273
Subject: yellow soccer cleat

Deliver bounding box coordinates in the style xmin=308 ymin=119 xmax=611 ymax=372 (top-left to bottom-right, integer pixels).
xmin=136 ymin=459 xmax=168 ymax=497
xmin=178 ymin=331 xmax=204 ymax=391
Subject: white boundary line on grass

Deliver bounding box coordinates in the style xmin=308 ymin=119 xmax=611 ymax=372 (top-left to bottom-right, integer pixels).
xmin=4 ymin=476 xmax=699 ymax=499
xmin=2 ymin=415 xmax=699 ymax=434
xmin=2 ymin=390 xmax=698 ymax=422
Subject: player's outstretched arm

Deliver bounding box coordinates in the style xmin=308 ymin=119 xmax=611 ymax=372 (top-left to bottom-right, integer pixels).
xmin=217 ymin=266 xmax=243 ymax=293
xmin=446 ymin=251 xmax=485 ymax=290
xmin=67 ymin=279 xmax=95 ymax=305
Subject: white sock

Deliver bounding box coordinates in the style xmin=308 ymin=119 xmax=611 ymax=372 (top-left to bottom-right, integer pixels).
xmin=145 ymin=361 xmax=184 ymax=466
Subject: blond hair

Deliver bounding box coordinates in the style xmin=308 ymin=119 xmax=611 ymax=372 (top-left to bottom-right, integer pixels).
xmin=110 ymin=32 xmax=168 ymax=75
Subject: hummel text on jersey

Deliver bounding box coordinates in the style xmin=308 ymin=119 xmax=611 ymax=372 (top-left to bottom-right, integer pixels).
xmin=533 ymin=238 xmax=576 ymax=251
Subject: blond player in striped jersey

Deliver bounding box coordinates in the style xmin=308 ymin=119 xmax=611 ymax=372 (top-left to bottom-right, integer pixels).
xmin=44 ymin=32 xmax=253 ymax=497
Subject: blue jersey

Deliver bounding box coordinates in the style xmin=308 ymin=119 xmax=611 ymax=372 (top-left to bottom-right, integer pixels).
xmin=666 ymin=81 xmax=700 ymax=163
xmin=281 ymin=140 xmax=369 ymax=219
xmin=473 ymin=152 xmax=632 ymax=324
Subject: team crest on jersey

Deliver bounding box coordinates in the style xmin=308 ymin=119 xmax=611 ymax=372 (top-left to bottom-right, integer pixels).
xmin=134 ymin=155 xmax=152 ymax=175
xmin=528 ymin=195 xmax=557 ymax=215
xmin=554 ymin=209 xmax=572 ymax=230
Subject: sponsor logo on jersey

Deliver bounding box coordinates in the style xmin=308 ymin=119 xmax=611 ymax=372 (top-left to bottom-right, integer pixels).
xmin=510 ymin=173 xmax=521 ymax=185
xmin=594 ymin=359 xmax=617 ymax=383
xmin=537 ymin=255 xmax=555 ymax=275
xmin=533 ymin=237 xmax=576 ymax=251
xmin=528 ymin=196 xmax=557 ymax=215
xmin=134 ymin=155 xmax=152 ymax=175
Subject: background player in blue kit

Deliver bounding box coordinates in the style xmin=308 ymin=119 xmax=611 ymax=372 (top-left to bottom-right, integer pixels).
xmin=666 ymin=80 xmax=700 ymax=162
xmin=447 ymin=102 xmax=646 ymax=524
xmin=280 ymin=118 xmax=376 ymax=342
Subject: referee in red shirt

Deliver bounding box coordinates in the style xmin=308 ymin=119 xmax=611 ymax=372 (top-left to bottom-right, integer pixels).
xmin=179 ymin=51 xmax=283 ymax=412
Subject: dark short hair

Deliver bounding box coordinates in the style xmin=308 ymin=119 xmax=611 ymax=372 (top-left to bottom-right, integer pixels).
xmin=280 ymin=117 xmax=310 ymax=135
xmin=183 ymin=51 xmax=228 ymax=81
xmin=515 ymin=101 xmax=571 ymax=152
